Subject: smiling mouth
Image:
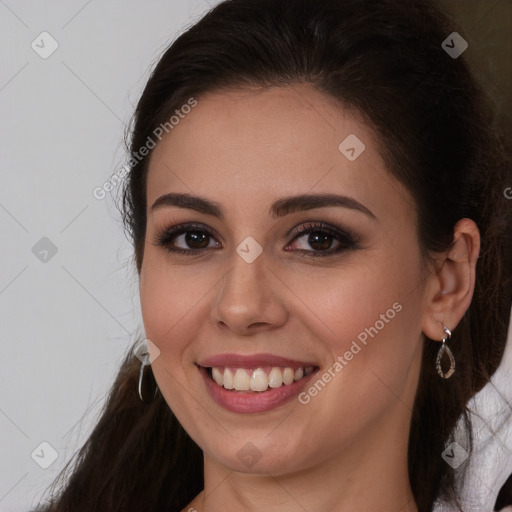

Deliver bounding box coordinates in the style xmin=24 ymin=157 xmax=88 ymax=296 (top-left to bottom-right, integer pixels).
xmin=203 ymin=365 xmax=317 ymax=393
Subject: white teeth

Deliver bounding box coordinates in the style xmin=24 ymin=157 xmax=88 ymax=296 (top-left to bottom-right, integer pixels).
xmin=233 ymin=368 xmax=250 ymax=390
xmin=209 ymin=365 xmax=315 ymax=392
xmin=212 ymin=367 xmax=224 ymax=386
xmin=268 ymin=367 xmax=283 ymax=388
xmin=223 ymin=368 xmax=234 ymax=389
xmin=250 ymin=368 xmax=268 ymax=391
xmin=282 ymin=367 xmax=294 ymax=385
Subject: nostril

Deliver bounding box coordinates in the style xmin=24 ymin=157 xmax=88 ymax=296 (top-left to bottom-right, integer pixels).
xmin=248 ymin=321 xmax=270 ymax=329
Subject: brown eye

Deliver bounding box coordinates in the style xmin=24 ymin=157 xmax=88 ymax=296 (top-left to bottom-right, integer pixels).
xmin=307 ymin=232 xmax=335 ymax=251
xmin=184 ymin=230 xmax=210 ymax=249
xmin=155 ymin=223 xmax=220 ymax=254
xmin=286 ymin=221 xmax=358 ymax=258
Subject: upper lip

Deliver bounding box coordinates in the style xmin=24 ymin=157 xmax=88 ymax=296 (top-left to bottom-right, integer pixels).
xmin=197 ymin=353 xmax=318 ymax=370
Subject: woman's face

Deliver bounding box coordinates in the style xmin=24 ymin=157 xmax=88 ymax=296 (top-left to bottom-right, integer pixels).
xmin=140 ymin=84 xmax=428 ymax=475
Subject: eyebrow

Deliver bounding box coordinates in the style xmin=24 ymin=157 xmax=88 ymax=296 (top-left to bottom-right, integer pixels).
xmin=151 ymin=192 xmax=376 ymax=220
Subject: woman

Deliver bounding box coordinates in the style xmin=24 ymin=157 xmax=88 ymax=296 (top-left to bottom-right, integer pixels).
xmin=36 ymin=0 xmax=512 ymax=511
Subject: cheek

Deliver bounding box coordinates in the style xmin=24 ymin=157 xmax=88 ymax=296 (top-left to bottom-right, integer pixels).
xmin=290 ymin=243 xmax=425 ymax=409
xmin=335 ymin=255 xmax=423 ymax=382
xmin=139 ymin=257 xmax=205 ymax=414
xmin=140 ymin=246 xmax=203 ymax=328
xmin=294 ymin=248 xmax=421 ymax=351
xmin=139 ymin=252 xmax=220 ymax=372
xmin=140 ymin=262 xmax=172 ymax=345
xmin=139 ymin=253 xmax=195 ymax=356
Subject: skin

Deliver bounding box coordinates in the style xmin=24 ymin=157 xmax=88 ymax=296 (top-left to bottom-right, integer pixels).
xmin=139 ymin=84 xmax=480 ymax=512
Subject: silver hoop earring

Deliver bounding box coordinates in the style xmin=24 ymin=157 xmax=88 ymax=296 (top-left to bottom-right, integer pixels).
xmin=436 ymin=325 xmax=455 ymax=379
xmin=134 ymin=339 xmax=159 ymax=403
xmin=138 ymin=362 xmax=158 ymax=403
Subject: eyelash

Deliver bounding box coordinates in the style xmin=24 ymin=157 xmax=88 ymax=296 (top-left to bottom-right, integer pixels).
xmin=154 ymin=221 xmax=359 ymax=258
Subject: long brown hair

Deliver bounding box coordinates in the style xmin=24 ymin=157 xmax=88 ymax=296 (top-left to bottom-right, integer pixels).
xmin=36 ymin=1 xmax=512 ymax=511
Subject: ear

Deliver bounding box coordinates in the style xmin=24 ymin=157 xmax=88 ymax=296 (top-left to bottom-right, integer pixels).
xmin=422 ymin=218 xmax=480 ymax=341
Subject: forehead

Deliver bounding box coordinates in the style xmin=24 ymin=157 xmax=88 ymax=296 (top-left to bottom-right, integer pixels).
xmin=146 ymin=85 xmax=413 ymax=221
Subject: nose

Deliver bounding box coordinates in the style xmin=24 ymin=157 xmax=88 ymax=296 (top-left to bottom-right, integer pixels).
xmin=211 ymin=250 xmax=288 ymax=335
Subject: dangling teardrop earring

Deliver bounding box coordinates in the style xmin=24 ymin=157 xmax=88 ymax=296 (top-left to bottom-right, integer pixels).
xmin=436 ymin=325 xmax=455 ymax=379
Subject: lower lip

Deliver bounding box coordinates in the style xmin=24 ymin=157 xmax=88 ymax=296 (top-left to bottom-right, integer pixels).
xmin=198 ymin=366 xmax=318 ymax=413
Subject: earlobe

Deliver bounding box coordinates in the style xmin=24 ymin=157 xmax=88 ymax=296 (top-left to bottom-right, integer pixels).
xmin=421 ymin=218 xmax=480 ymax=341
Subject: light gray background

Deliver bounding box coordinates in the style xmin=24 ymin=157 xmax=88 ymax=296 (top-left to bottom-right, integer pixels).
xmin=0 ymin=1 xmax=511 ymax=512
